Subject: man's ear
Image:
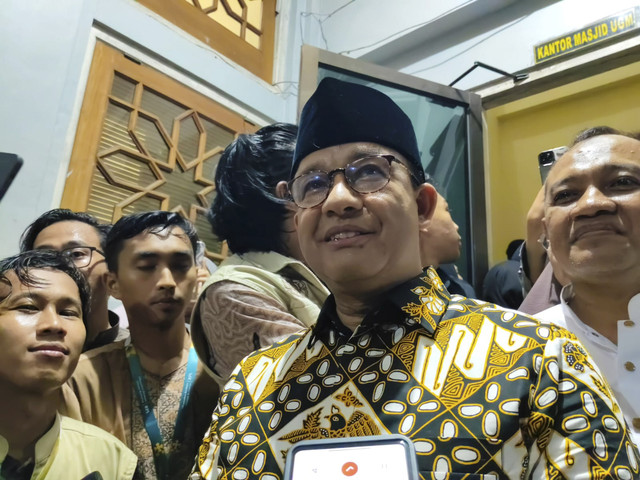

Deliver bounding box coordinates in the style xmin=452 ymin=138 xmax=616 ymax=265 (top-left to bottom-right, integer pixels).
xmin=106 ymin=271 xmax=122 ymax=300
xmin=416 ymin=183 xmax=438 ymax=232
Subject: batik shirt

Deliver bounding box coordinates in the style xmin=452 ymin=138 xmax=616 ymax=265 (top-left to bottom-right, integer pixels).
xmin=190 ymin=268 xmax=640 ymax=479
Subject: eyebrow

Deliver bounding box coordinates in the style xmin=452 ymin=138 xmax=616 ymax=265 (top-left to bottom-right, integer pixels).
xmin=8 ymin=291 xmax=82 ymax=311
xmin=299 ymin=148 xmax=388 ymax=173
xmin=36 ymin=241 xmax=90 ymax=250
xmin=133 ymin=250 xmax=194 ymax=261
xmin=548 ymin=163 xmax=640 ymax=191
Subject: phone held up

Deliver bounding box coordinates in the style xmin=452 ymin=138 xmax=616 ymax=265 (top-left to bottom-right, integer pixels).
xmin=283 ymin=434 xmax=419 ymax=480
xmin=538 ymin=146 xmax=567 ymax=184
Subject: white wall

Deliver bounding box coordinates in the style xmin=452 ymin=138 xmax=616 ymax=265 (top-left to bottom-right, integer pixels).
xmin=0 ymin=0 xmax=302 ymax=256
xmin=302 ymin=0 xmax=640 ymax=89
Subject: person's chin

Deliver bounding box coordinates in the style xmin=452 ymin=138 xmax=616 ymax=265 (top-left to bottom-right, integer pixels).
xmin=150 ymin=305 xmax=185 ymax=327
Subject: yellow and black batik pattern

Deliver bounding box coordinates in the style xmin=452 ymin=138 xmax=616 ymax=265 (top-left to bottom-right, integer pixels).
xmin=191 ymin=268 xmax=640 ymax=479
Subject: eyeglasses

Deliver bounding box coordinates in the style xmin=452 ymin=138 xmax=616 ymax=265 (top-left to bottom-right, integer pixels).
xmin=288 ymin=155 xmax=418 ymax=209
xmin=60 ymin=246 xmax=105 ymax=268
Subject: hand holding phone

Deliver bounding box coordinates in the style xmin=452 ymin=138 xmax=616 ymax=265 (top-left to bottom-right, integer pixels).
xmin=538 ymin=146 xmax=567 ymax=184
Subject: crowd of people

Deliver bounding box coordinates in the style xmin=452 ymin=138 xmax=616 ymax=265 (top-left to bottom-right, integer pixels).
xmin=1 ymin=77 xmax=639 ymax=479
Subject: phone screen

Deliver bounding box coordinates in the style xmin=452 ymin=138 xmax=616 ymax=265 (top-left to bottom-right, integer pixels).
xmin=289 ymin=441 xmax=412 ymax=480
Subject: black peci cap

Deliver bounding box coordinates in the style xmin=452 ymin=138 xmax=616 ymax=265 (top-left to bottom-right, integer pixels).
xmin=292 ymin=77 xmax=425 ymax=183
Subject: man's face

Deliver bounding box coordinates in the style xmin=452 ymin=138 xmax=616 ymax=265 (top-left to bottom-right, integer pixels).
xmin=293 ymin=142 xmax=433 ymax=298
xmin=107 ymin=226 xmax=197 ymax=329
xmin=423 ymin=193 xmax=461 ymax=266
xmin=33 ymin=221 xmax=107 ymax=302
xmin=543 ymin=134 xmax=640 ymax=281
xmin=0 ymin=269 xmax=85 ymax=394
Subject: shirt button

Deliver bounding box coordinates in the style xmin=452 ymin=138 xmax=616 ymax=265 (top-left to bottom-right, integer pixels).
xmin=624 ymin=320 xmax=635 ymax=327
xmin=624 ymin=361 xmax=636 ymax=371
xmin=634 ymin=418 xmax=640 ymax=430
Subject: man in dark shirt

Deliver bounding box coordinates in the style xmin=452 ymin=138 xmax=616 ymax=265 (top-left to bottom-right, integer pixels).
xmin=191 ymin=78 xmax=639 ymax=480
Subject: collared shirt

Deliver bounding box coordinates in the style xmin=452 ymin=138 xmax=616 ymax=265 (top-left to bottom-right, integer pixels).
xmin=0 ymin=414 xmax=136 ymax=480
xmin=61 ymin=333 xmax=219 ymax=480
xmin=190 ymin=268 xmax=639 ymax=480
xmin=84 ymin=310 xmax=130 ymax=352
xmin=536 ymin=288 xmax=640 ymax=445
xmin=191 ymin=251 xmax=329 ymax=386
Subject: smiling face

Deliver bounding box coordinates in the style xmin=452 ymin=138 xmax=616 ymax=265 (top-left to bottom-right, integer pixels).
xmin=0 ymin=269 xmax=85 ymax=394
xmin=107 ymin=226 xmax=197 ymax=329
xmin=543 ymin=134 xmax=640 ymax=282
xmin=293 ymin=142 xmax=434 ymax=299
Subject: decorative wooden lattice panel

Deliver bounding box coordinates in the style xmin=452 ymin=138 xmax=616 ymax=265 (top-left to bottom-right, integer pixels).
xmin=137 ymin=0 xmax=276 ymax=82
xmin=184 ymin=0 xmax=264 ymax=48
xmin=62 ymin=42 xmax=256 ymax=262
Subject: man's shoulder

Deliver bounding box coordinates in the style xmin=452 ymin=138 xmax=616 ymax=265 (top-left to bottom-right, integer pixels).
xmin=534 ymin=304 xmax=565 ymax=325
xmin=78 ymin=338 xmax=126 ymax=361
xmin=237 ymin=329 xmax=311 ymax=366
xmin=59 ymin=415 xmax=124 ymax=444
xmin=57 ymin=416 xmax=137 ymax=476
xmin=72 ymin=339 xmax=127 ymax=378
xmin=444 ymin=296 xmax=565 ymax=341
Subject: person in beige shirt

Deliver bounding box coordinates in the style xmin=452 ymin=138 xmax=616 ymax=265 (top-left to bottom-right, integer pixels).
xmin=0 ymin=250 xmax=136 ymax=480
xmin=62 ymin=211 xmax=218 ymax=480
xmin=191 ymin=124 xmax=329 ymax=387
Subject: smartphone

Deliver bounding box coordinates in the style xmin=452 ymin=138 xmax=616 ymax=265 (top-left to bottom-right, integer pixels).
xmin=538 ymin=146 xmax=567 ymax=184
xmin=0 ymin=153 xmax=23 ymax=202
xmin=283 ymin=435 xmax=419 ymax=480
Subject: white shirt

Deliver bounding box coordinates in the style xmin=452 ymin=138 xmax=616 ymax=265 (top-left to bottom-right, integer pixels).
xmin=536 ymin=289 xmax=640 ymax=446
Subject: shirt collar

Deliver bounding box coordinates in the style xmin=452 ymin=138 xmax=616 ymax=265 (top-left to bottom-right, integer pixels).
xmin=310 ymin=268 xmax=451 ymax=345
xmin=0 ymin=413 xmax=60 ymax=467
xmin=84 ymin=310 xmax=120 ymax=351
xmin=233 ymin=251 xmax=305 ymax=274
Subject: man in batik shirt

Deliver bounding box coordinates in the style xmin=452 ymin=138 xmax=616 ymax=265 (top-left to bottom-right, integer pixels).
xmin=191 ymin=78 xmax=640 ymax=479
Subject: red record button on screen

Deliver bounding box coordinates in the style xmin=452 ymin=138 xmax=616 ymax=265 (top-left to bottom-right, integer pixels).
xmin=341 ymin=462 xmax=358 ymax=477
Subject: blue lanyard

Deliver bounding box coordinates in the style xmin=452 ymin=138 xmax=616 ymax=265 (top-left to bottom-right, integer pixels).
xmin=125 ymin=343 xmax=198 ymax=480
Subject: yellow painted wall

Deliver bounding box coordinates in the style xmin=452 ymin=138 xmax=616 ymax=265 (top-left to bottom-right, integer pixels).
xmin=484 ymin=62 xmax=640 ymax=265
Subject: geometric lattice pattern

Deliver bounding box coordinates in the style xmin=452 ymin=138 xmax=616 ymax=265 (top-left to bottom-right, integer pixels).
xmin=184 ymin=0 xmax=265 ymax=49
xmin=136 ymin=0 xmax=275 ymax=82
xmin=86 ymin=73 xmax=236 ymax=262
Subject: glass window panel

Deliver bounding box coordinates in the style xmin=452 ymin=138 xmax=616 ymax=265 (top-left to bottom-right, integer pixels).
xmin=225 ymin=1 xmax=244 ymax=18
xmin=110 ymin=73 xmax=136 ymax=104
xmin=140 ymin=87 xmax=186 ymax=132
xmin=202 ymin=152 xmax=222 ymax=184
xmin=209 ymin=7 xmax=242 ymax=37
xmin=317 ymin=67 xmax=473 ymax=280
xmin=201 ymin=116 xmax=235 ymax=154
xmin=194 ymin=207 xmax=225 ymax=260
xmin=100 ymin=151 xmax=158 ymax=188
xmin=178 ymin=115 xmax=201 ymax=163
xmin=155 ymin=165 xmax=201 ymax=211
xmin=122 ymin=196 xmax=163 ymax=216
xmin=198 ymin=0 xmax=215 ymax=9
xmin=246 ymin=1 xmax=263 ymax=28
xmin=133 ymin=115 xmax=170 ymax=163
xmin=245 ymin=30 xmax=260 ymax=49
xmin=102 ymin=102 xmax=137 ymax=150
xmin=87 ymin=172 xmax=135 ymax=223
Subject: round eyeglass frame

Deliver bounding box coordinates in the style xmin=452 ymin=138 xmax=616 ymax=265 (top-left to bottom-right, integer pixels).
xmin=60 ymin=246 xmax=105 ymax=268
xmin=287 ymin=154 xmax=419 ymax=209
